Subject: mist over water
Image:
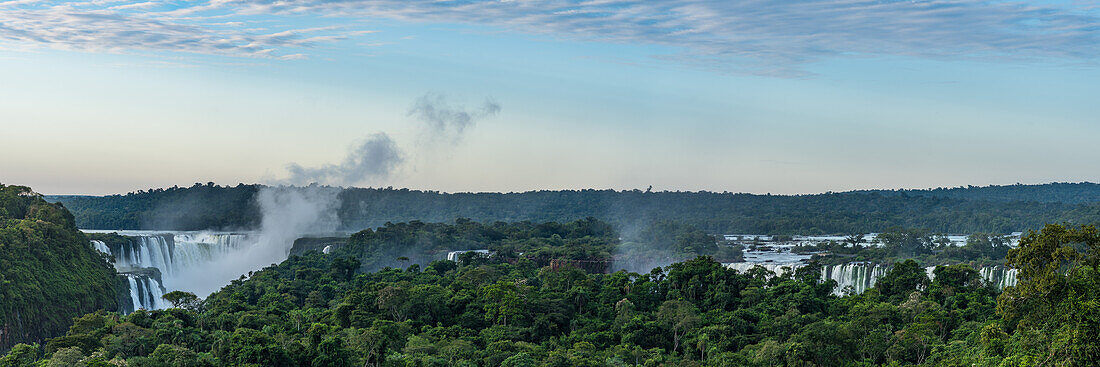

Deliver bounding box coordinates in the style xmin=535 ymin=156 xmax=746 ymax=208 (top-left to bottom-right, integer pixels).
xmin=611 ymin=226 xmax=677 ymax=274
xmin=171 ymin=185 xmax=341 ymax=296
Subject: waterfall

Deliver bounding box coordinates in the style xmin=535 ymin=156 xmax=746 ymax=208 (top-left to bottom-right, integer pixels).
xmin=106 ymin=233 xmax=249 ymax=277
xmin=145 ymin=276 xmax=168 ymax=310
xmin=91 ymin=240 xmax=111 ymax=255
xmin=821 ymin=263 xmax=888 ymax=295
xmin=726 ymin=261 xmax=1019 ymax=296
xmin=109 ymin=234 xmax=174 ymax=272
xmin=126 ymin=275 xmax=141 ymax=311
xmin=170 ymin=233 xmax=248 ymax=275
xmin=819 ymin=263 xmax=1018 ymax=295
xmin=91 ymin=231 xmax=252 ymax=312
xmin=978 ymin=266 xmax=1018 ymax=289
xmin=122 ymin=272 xmax=168 ymax=311
xmin=447 ymin=249 xmax=492 ymax=261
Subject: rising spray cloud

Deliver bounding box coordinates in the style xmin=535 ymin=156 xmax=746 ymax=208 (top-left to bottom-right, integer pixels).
xmin=408 ymin=92 xmax=501 ymax=144
xmin=283 ymin=133 xmax=405 ymax=187
xmin=170 ymin=185 xmax=340 ymax=296
xmin=158 ymin=93 xmax=500 ymax=297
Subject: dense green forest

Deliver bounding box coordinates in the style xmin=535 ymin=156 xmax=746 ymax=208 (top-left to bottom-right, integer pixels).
xmin=4 ymin=223 xmax=1098 ymax=366
xmin=0 ymin=184 xmax=120 ymax=352
xmin=857 ymin=182 xmax=1100 ymax=204
xmin=47 ymin=182 xmax=1100 ymax=234
xmin=321 ymin=218 xmax=741 ymax=274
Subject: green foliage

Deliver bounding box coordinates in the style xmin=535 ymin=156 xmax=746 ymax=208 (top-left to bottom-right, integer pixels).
xmin=656 ymin=300 xmax=699 ymax=354
xmin=0 ymin=184 xmax=119 ymax=353
xmin=875 ymin=259 xmax=930 ymax=301
xmin=878 ymin=228 xmax=937 ymax=258
xmin=335 ymin=217 xmax=729 ymax=273
xmin=859 ymin=182 xmax=1100 ymax=204
xmin=147 ymin=344 xmax=212 ymax=367
xmin=2 ymin=245 xmax=1013 ymax=366
xmin=0 ymin=343 xmax=38 ymax=367
xmin=8 ymin=216 xmax=1100 ymax=366
xmin=162 ymin=292 xmax=201 ymax=311
xmin=995 ymin=224 xmax=1100 ymax=365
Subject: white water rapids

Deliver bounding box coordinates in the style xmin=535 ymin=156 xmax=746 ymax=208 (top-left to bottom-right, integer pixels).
xmin=724 ymin=261 xmax=1018 ymax=295
xmin=88 ymin=231 xmax=252 ymax=312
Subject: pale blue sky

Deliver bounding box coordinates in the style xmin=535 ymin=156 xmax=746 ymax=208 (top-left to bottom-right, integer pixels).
xmin=1 ymin=0 xmax=1098 ymax=195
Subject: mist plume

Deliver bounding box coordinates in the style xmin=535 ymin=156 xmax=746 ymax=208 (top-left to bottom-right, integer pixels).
xmin=173 ymin=185 xmax=340 ymax=296
xmin=284 ymin=132 xmax=404 ymax=187
xmin=197 ymin=93 xmax=503 ymax=297
xmin=408 ymin=92 xmax=501 ymax=142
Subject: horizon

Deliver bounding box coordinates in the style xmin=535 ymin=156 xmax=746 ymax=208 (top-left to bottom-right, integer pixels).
xmin=34 ymin=179 xmax=1099 ymax=197
xmin=3 ymin=1 xmax=1099 ymax=195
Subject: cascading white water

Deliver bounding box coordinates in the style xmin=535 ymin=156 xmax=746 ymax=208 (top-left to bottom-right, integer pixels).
xmin=726 ymin=261 xmax=889 ymax=294
xmin=85 ymin=187 xmax=340 ymax=312
xmin=823 ymin=263 xmax=1017 ymax=295
xmin=978 ymin=266 xmax=1018 ymax=289
xmin=822 ymin=263 xmax=889 ymax=295
xmin=126 ymin=275 xmax=142 ymax=311
xmin=169 ymin=233 xmax=248 ymax=277
xmin=122 ymin=273 xmax=169 ymax=311
xmin=109 ymin=234 xmax=173 ymax=272
xmin=144 ymin=276 xmax=168 ymax=310
xmin=107 ymin=233 xmax=249 ymax=278
xmin=91 ymin=240 xmax=111 ymax=255
xmin=89 ymin=231 xmax=252 ymax=312
xmin=724 ymin=261 xmax=1018 ymax=295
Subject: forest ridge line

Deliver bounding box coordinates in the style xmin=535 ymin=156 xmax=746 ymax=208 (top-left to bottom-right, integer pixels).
xmin=40 ymin=182 xmax=1100 ymax=234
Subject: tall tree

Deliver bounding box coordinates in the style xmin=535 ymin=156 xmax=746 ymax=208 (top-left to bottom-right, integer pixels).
xmin=658 ymin=300 xmax=699 ymax=354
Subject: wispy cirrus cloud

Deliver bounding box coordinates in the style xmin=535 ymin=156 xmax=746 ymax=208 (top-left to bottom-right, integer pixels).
xmin=0 ymin=1 xmax=366 ymax=59
xmin=205 ymin=0 xmax=1100 ymax=74
xmin=0 ymin=0 xmax=1097 ymax=75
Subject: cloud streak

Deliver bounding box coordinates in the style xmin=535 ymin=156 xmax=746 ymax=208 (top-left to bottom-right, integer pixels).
xmin=0 ymin=0 xmax=1097 ymax=74
xmin=0 ymin=2 xmax=363 ymax=59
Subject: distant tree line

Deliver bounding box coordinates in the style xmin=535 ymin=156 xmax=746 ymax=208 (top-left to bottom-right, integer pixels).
xmin=855 ymin=181 xmax=1100 ymax=204
xmin=47 ymin=182 xmax=1100 ymax=234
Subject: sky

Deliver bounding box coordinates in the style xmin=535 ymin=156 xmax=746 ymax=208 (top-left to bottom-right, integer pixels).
xmin=1 ymin=0 xmax=1098 ymax=195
